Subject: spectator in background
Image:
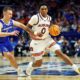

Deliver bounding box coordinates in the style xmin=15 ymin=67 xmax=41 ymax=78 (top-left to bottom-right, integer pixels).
xmin=74 ymin=39 xmax=80 ymax=57
xmin=14 ymin=40 xmax=23 ymax=57
xmin=77 ymin=25 xmax=80 ymax=32
xmin=57 ymin=36 xmax=64 ymax=48
xmin=62 ymin=39 xmax=71 ymax=56
xmin=10 ymin=37 xmax=17 ymax=49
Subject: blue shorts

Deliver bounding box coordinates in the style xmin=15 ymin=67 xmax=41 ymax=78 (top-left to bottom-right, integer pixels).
xmin=0 ymin=41 xmax=13 ymax=54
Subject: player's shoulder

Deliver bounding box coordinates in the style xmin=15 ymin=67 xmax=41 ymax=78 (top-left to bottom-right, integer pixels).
xmin=31 ymin=14 xmax=38 ymax=19
xmin=0 ymin=22 xmax=3 ymax=28
xmin=0 ymin=19 xmax=3 ymax=28
xmin=47 ymin=15 xmax=52 ymax=21
xmin=10 ymin=19 xmax=14 ymax=22
xmin=29 ymin=14 xmax=39 ymax=23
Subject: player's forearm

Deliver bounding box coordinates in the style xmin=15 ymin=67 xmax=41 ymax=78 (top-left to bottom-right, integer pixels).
xmin=19 ymin=23 xmax=34 ymax=35
xmin=0 ymin=32 xmax=12 ymax=37
xmin=25 ymin=26 xmax=34 ymax=35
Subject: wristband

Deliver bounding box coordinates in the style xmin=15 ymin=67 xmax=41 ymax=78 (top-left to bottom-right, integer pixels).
xmin=34 ymin=32 xmax=37 ymax=35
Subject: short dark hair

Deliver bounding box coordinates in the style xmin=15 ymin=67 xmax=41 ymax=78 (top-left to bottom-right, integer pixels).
xmin=39 ymin=3 xmax=48 ymax=9
xmin=3 ymin=6 xmax=13 ymax=12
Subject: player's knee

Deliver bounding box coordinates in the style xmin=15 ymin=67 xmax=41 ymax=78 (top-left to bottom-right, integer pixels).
xmin=33 ymin=60 xmax=42 ymax=67
xmin=32 ymin=53 xmax=43 ymax=67
xmin=7 ymin=53 xmax=14 ymax=59
xmin=51 ymin=44 xmax=61 ymax=52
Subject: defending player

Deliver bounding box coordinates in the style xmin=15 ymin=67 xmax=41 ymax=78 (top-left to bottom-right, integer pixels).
xmin=0 ymin=6 xmax=42 ymax=76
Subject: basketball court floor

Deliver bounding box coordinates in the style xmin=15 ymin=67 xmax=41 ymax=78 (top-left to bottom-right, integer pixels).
xmin=0 ymin=54 xmax=80 ymax=80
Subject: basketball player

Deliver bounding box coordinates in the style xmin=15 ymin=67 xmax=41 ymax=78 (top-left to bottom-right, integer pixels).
xmin=26 ymin=4 xmax=80 ymax=75
xmin=0 ymin=6 xmax=42 ymax=76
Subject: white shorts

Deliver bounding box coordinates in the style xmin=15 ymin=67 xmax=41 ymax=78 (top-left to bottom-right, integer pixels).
xmin=30 ymin=37 xmax=55 ymax=53
xmin=30 ymin=37 xmax=61 ymax=61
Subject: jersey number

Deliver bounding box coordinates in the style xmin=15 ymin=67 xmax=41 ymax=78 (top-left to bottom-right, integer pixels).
xmin=41 ymin=28 xmax=46 ymax=34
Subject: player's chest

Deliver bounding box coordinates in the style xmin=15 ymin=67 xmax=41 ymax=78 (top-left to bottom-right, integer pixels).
xmin=37 ymin=20 xmax=50 ymax=28
xmin=2 ymin=24 xmax=13 ymax=32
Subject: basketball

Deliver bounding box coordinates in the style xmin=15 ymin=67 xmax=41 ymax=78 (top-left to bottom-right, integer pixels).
xmin=49 ymin=24 xmax=60 ymax=36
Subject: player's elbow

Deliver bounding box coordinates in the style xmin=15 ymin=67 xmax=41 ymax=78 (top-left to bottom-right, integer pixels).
xmin=18 ymin=23 xmax=23 ymax=28
xmin=0 ymin=32 xmax=2 ymax=36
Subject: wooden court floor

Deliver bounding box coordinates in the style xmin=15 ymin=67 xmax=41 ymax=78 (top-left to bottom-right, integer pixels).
xmin=0 ymin=55 xmax=80 ymax=80
xmin=0 ymin=75 xmax=80 ymax=80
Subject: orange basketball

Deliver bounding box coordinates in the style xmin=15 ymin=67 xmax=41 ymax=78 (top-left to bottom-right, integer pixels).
xmin=49 ymin=24 xmax=60 ymax=36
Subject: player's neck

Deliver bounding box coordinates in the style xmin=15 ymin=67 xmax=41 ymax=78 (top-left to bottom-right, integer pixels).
xmin=2 ymin=17 xmax=10 ymax=24
xmin=40 ymin=13 xmax=47 ymax=18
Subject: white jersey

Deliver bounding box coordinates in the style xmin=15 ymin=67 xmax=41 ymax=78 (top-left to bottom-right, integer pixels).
xmin=28 ymin=13 xmax=60 ymax=54
xmin=28 ymin=13 xmax=52 ymax=39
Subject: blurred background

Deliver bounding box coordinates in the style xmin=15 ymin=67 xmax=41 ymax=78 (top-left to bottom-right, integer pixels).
xmin=0 ymin=0 xmax=80 ymax=57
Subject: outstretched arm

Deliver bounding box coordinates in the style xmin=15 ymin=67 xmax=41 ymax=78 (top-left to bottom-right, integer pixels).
xmin=13 ymin=20 xmax=34 ymax=35
xmin=13 ymin=20 xmax=42 ymax=40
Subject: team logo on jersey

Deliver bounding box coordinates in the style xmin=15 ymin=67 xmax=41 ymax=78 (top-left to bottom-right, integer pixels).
xmin=38 ymin=24 xmax=49 ymax=27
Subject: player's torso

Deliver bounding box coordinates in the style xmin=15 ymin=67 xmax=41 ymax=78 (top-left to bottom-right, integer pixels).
xmin=0 ymin=19 xmax=14 ymax=42
xmin=32 ymin=13 xmax=51 ymax=38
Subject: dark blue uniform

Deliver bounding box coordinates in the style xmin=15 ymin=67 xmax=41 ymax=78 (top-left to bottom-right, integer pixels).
xmin=0 ymin=19 xmax=14 ymax=54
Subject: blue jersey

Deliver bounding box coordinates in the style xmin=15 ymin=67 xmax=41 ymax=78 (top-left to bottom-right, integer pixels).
xmin=0 ymin=19 xmax=14 ymax=42
xmin=0 ymin=19 xmax=14 ymax=53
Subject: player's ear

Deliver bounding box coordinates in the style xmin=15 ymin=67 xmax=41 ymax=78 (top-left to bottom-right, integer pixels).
xmin=47 ymin=8 xmax=48 ymax=13
xmin=3 ymin=10 xmax=7 ymax=16
xmin=3 ymin=11 xmax=5 ymax=16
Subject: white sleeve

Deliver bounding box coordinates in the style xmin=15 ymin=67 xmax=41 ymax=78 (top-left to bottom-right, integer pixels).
xmin=50 ymin=16 xmax=52 ymax=21
xmin=28 ymin=15 xmax=38 ymax=26
xmin=0 ymin=22 xmax=3 ymax=32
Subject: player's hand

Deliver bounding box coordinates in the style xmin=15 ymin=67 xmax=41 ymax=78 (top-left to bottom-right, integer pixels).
xmin=31 ymin=32 xmax=46 ymax=40
xmin=34 ymin=32 xmax=43 ymax=37
xmin=10 ymin=30 xmax=19 ymax=36
xmin=36 ymin=33 xmax=43 ymax=37
xmin=45 ymin=47 xmax=50 ymax=52
xmin=30 ymin=34 xmax=43 ymax=40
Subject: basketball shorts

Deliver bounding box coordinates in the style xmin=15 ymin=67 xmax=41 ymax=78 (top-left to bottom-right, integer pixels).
xmin=0 ymin=42 xmax=13 ymax=54
xmin=30 ymin=37 xmax=61 ymax=61
xmin=30 ymin=37 xmax=59 ymax=53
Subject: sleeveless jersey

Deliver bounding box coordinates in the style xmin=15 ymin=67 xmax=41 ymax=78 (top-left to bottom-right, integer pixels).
xmin=0 ymin=19 xmax=14 ymax=42
xmin=31 ymin=13 xmax=51 ymax=38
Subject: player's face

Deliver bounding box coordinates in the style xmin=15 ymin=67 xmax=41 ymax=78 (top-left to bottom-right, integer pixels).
xmin=40 ymin=6 xmax=48 ymax=17
xmin=3 ymin=10 xmax=13 ymax=20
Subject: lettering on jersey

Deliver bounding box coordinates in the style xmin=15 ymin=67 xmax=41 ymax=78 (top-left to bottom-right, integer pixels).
xmin=2 ymin=26 xmax=14 ymax=33
xmin=2 ymin=26 xmax=12 ymax=31
xmin=38 ymin=24 xmax=50 ymax=27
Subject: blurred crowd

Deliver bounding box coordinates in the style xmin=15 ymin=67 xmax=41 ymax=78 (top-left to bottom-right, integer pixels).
xmin=0 ymin=0 xmax=80 ymax=56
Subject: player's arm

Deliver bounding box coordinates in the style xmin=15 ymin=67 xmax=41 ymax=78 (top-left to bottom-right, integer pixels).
xmin=13 ymin=20 xmax=34 ymax=36
xmin=0 ymin=23 xmax=18 ymax=37
xmin=13 ymin=19 xmax=42 ymax=40
xmin=27 ymin=15 xmax=43 ymax=37
xmin=13 ymin=20 xmax=35 ymax=38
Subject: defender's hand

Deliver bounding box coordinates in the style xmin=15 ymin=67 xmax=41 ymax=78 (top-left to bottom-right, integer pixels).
xmin=10 ymin=30 xmax=19 ymax=36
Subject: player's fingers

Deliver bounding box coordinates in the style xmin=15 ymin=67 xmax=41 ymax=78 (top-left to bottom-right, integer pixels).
xmin=15 ymin=30 xmax=20 ymax=34
xmin=32 ymin=36 xmax=42 ymax=40
xmin=14 ymin=30 xmax=20 ymax=36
